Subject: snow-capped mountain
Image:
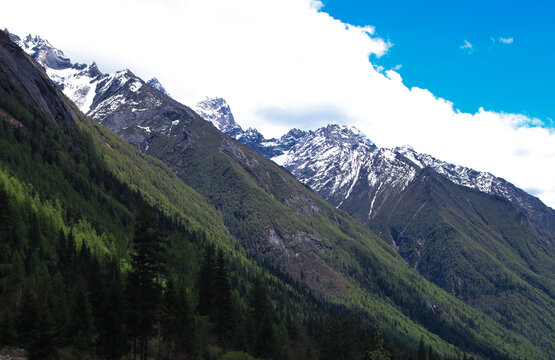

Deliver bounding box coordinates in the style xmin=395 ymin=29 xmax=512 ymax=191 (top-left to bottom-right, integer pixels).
xmin=11 ymin=33 xmax=72 ymax=70
xmin=194 ymin=97 xmax=243 ymax=138
xmin=194 ymin=96 xmax=554 ymax=227
xmin=279 ymin=131 xmax=553 ymax=225
xmin=8 ymin=32 xmax=105 ymax=113
xmin=7 ymin=31 xmax=182 ymax=150
xmin=9 ymin=31 xmax=552 ymax=229
xmin=146 ymin=77 xmax=170 ymax=97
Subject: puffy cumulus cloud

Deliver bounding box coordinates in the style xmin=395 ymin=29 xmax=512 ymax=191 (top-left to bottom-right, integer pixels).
xmin=1 ymin=0 xmax=553 ymax=208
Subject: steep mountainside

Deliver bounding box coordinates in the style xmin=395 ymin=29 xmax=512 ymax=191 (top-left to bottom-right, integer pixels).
xmin=7 ymin=31 xmax=554 ymax=358
xmin=0 ymin=31 xmax=378 ymax=360
xmin=369 ymin=168 xmax=555 ymax=352
xmin=190 ymin=100 xmax=555 ymax=355
xmin=193 ymin=97 xmax=554 ymax=231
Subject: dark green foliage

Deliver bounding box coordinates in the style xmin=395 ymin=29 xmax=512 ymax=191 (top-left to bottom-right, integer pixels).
xmin=97 ymin=260 xmax=127 ymax=360
xmin=197 ymin=244 xmax=236 ymax=344
xmin=28 ymin=288 xmax=57 ymax=360
xmin=213 ymin=250 xmax=235 ymax=342
xmin=249 ymin=278 xmax=279 ymax=359
xmin=198 ymin=243 xmax=217 ymax=317
xmin=69 ymin=276 xmax=96 ymax=352
xmin=16 ymin=288 xmax=37 ymax=348
xmin=417 ymin=336 xmax=427 ymax=360
xmin=0 ymin=311 xmax=16 ymax=346
xmin=320 ymin=316 xmax=357 ymax=360
xmin=319 ymin=316 xmax=395 ymax=360
xmin=127 ymin=206 xmax=166 ymax=360
xmin=162 ymin=276 xmax=198 ymax=357
xmin=364 ymin=329 xmax=391 ymax=360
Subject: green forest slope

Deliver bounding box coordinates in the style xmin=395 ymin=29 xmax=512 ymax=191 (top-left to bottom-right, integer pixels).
xmin=0 ymin=31 xmax=550 ymax=359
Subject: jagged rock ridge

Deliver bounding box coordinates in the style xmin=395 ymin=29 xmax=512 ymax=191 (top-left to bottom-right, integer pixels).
xmin=194 ymin=96 xmax=554 ymax=231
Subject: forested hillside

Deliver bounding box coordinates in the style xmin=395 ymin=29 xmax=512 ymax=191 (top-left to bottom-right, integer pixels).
xmin=0 ymin=30 xmax=348 ymax=360
xmin=0 ymin=29 xmax=419 ymax=360
xmin=0 ymin=30 xmax=550 ymax=360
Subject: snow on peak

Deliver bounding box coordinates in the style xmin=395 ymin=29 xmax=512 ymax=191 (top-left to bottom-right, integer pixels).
xmin=147 ymin=77 xmax=170 ymax=97
xmin=194 ymin=97 xmax=240 ymax=133
xmin=313 ymin=124 xmax=377 ymax=150
xmin=11 ymin=32 xmax=72 ymax=70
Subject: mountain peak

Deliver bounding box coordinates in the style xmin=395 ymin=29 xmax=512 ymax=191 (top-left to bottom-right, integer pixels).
xmin=146 ymin=77 xmax=170 ymax=97
xmin=314 ymin=123 xmax=377 ymax=150
xmin=87 ymin=61 xmax=103 ymax=78
xmin=194 ymin=97 xmax=242 ymax=134
xmin=14 ymin=32 xmax=72 ymax=70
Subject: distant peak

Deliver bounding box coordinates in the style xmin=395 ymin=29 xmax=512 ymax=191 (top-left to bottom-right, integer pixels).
xmin=9 ymin=31 xmax=72 ymax=70
xmin=24 ymin=33 xmax=49 ymax=45
xmin=194 ymin=97 xmax=240 ymax=132
xmin=283 ymin=128 xmax=307 ymax=139
xmin=84 ymin=61 xmax=103 ymax=78
xmin=396 ymin=145 xmax=415 ymax=153
xmin=146 ymin=77 xmax=170 ymax=97
xmin=315 ymin=123 xmax=377 ymax=149
xmin=196 ymin=96 xmax=228 ymax=109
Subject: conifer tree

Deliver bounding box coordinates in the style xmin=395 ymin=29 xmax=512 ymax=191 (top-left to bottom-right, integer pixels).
xmin=98 ymin=259 xmax=127 ymax=360
xmin=197 ymin=243 xmax=216 ymax=316
xmin=69 ymin=276 xmax=95 ymax=353
xmin=127 ymin=206 xmax=166 ymax=360
xmin=339 ymin=316 xmax=357 ymax=359
xmin=249 ymin=277 xmax=277 ymax=358
xmin=28 ymin=289 xmax=57 ymax=360
xmin=17 ymin=288 xmax=37 ymax=348
xmin=364 ymin=329 xmax=391 ymax=360
xmin=0 ymin=184 xmax=12 ymax=255
xmin=428 ymin=345 xmax=437 ymax=360
xmin=320 ymin=315 xmax=341 ymax=360
xmin=163 ymin=276 xmax=198 ymax=357
xmin=213 ymin=249 xmax=235 ymax=342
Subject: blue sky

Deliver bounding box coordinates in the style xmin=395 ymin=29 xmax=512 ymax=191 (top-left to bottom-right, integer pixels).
xmin=322 ymin=0 xmax=555 ymax=127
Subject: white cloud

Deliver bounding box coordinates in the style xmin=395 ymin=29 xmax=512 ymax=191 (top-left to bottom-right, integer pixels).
xmin=498 ymin=37 xmax=514 ymax=45
xmin=1 ymin=0 xmax=553 ymax=208
xmin=309 ymin=0 xmax=324 ymax=11
xmin=460 ymin=40 xmax=475 ymax=54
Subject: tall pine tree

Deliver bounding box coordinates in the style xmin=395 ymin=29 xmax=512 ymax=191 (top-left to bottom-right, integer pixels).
xmin=162 ymin=276 xmax=198 ymax=357
xmin=98 ymin=259 xmax=127 ymax=360
xmin=197 ymin=243 xmax=216 ymax=316
xmin=213 ymin=249 xmax=235 ymax=343
xmin=249 ymin=277 xmax=278 ymax=359
xmin=127 ymin=206 xmax=166 ymax=360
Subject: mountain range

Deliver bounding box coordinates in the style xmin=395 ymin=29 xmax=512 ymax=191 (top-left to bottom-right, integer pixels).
xmin=3 ymin=30 xmax=555 ymax=359
xmin=194 ymin=98 xmax=555 ymax=353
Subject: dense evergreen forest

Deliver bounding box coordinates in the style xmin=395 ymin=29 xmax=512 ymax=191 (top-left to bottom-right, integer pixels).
xmin=0 ymin=182 xmax=472 ymax=360
xmin=0 ymin=31 xmax=535 ymax=359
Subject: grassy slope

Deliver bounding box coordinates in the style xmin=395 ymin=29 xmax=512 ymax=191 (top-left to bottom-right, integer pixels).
xmin=369 ymin=168 xmax=555 ymax=355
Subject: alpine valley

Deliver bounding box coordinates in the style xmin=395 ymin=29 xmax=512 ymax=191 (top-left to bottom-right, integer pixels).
xmin=0 ymin=30 xmax=553 ymax=360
